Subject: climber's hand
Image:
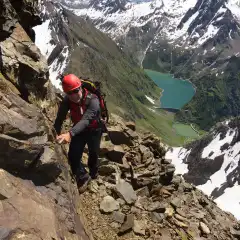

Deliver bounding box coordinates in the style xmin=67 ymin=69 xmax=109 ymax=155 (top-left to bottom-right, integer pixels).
xmin=56 ymin=132 xmax=71 ymax=144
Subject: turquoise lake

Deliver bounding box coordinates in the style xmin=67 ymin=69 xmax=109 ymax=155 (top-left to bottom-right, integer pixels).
xmin=145 ymin=69 xmax=195 ymax=109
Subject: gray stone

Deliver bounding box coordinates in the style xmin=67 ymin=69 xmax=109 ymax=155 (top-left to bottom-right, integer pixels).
xmin=136 ymin=186 xmax=150 ymax=197
xmin=199 ymin=222 xmax=210 ymax=235
xmin=147 ymin=202 xmax=166 ymax=213
xmin=106 ymin=146 xmax=125 ymax=163
xmin=118 ymin=214 xmax=134 ymax=234
xmin=99 ymin=164 xmax=116 ymax=176
xmin=0 ymin=170 xmax=16 ymax=200
xmin=111 ymin=211 xmax=125 ymax=224
xmin=107 ymin=126 xmax=133 ymax=146
xmin=150 ymin=212 xmax=165 ymax=223
xmin=176 ymin=209 xmax=187 ymax=218
xmin=115 ymin=180 xmax=137 ymax=204
xmin=183 ymin=182 xmax=193 ymax=192
xmin=135 ymin=196 xmax=150 ymax=210
xmin=133 ymin=220 xmax=145 ymax=236
xmin=126 ymin=122 xmax=136 ymax=131
xmin=100 ymin=196 xmax=120 ymax=213
xmin=170 ymin=197 xmax=182 ymax=208
xmin=116 ymin=198 xmax=125 ymax=206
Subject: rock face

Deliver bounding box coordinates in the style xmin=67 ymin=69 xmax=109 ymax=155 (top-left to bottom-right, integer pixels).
xmin=0 ymin=1 xmax=92 ymax=239
xmin=79 ymin=115 xmax=239 ymax=240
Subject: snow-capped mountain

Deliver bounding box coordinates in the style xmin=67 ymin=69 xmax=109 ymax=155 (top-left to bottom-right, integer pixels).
xmin=166 ymin=117 xmax=240 ymax=219
xmin=60 ymin=0 xmax=240 ymax=63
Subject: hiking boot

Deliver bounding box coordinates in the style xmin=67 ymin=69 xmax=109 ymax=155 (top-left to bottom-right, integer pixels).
xmin=77 ymin=174 xmax=91 ymax=194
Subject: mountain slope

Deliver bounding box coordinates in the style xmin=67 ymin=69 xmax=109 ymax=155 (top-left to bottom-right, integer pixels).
xmin=33 ymin=1 xmax=188 ymax=146
xmin=166 ymin=117 xmax=240 ymax=219
xmin=61 ymin=0 xmax=240 ymax=130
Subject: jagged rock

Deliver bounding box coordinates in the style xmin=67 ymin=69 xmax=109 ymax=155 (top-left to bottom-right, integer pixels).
xmin=115 ymin=180 xmax=137 ymax=204
xmin=100 ymin=140 xmax=114 ymax=156
xmin=139 ymin=145 xmax=154 ymax=163
xmin=116 ymin=198 xmax=125 ymax=206
xmin=111 ymin=211 xmax=125 ymax=224
xmin=136 ymin=186 xmax=150 ymax=197
xmin=175 ymin=214 xmax=188 ymax=222
xmin=107 ymin=126 xmax=134 ymax=146
xmin=125 ymin=128 xmax=139 ymax=141
xmin=150 ymin=212 xmax=165 ymax=223
xmin=172 ymin=218 xmax=188 ymax=228
xmin=0 ymin=169 xmax=61 ymax=239
xmin=147 ymin=202 xmax=166 ymax=213
xmin=133 ymin=220 xmax=145 ymax=236
xmin=183 ymin=182 xmax=193 ymax=192
xmin=100 ymin=196 xmax=120 ymax=213
xmin=199 ymin=222 xmax=210 ymax=235
xmin=230 ymin=227 xmax=240 ymax=239
xmin=99 ymin=164 xmax=116 ymax=176
xmin=132 ymin=177 xmax=156 ymax=190
xmin=0 ymin=169 xmax=16 ymax=200
xmin=124 ymin=151 xmax=141 ymax=166
xmin=0 ymin=0 xmax=17 ymax=41
xmin=118 ymin=214 xmax=134 ymax=235
xmin=106 ymin=145 xmax=125 ymax=163
xmin=135 ymin=196 xmax=150 ymax=210
xmin=126 ymin=121 xmax=136 ymax=131
xmin=170 ymin=197 xmax=182 ymax=209
xmin=1 ymin=23 xmax=48 ymax=100
xmin=190 ymin=210 xmax=206 ymax=219
xmin=176 ymin=209 xmax=187 ymax=218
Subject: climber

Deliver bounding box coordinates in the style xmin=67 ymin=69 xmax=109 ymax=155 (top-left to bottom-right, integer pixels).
xmin=53 ymin=74 xmax=102 ymax=193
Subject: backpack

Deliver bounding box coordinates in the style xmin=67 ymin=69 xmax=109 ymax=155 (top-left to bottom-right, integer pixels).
xmin=80 ymin=76 xmax=109 ymax=123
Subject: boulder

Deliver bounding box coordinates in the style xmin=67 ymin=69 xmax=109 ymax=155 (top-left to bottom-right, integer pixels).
xmin=199 ymin=222 xmax=210 ymax=235
xmin=0 ymin=0 xmax=18 ymax=41
xmin=115 ymin=180 xmax=137 ymax=205
xmin=150 ymin=212 xmax=165 ymax=223
xmin=126 ymin=121 xmax=136 ymax=131
xmin=111 ymin=211 xmax=126 ymax=224
xmin=99 ymin=164 xmax=116 ymax=176
xmin=106 ymin=145 xmax=125 ymax=163
xmin=107 ymin=126 xmax=134 ymax=146
xmin=1 ymin=23 xmax=48 ymax=100
xmin=100 ymin=196 xmax=120 ymax=213
xmin=147 ymin=202 xmax=166 ymax=213
xmin=136 ymin=186 xmax=150 ymax=197
xmin=170 ymin=197 xmax=182 ymax=209
xmin=118 ymin=214 xmax=134 ymax=235
xmin=0 ymin=169 xmax=65 ymax=239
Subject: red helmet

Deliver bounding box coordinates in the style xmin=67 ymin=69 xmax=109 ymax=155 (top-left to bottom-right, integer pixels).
xmin=62 ymin=74 xmax=82 ymax=93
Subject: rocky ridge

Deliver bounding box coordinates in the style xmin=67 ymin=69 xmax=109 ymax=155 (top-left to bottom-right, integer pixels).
xmin=80 ymin=114 xmax=240 ymax=240
xmin=0 ymin=0 xmax=92 ymax=239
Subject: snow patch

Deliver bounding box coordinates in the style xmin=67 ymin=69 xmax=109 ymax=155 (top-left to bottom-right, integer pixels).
xmin=145 ymin=95 xmax=155 ymax=104
xmin=165 ymin=147 xmax=189 ymax=175
xmin=33 ymin=19 xmax=56 ymax=58
xmin=49 ymin=46 xmax=69 ymax=90
xmin=202 ymin=130 xmax=235 ymax=159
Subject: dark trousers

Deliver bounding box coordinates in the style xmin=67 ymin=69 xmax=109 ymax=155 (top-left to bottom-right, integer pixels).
xmin=68 ymin=129 xmax=102 ymax=181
